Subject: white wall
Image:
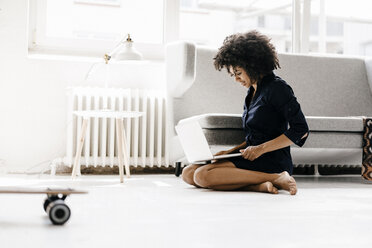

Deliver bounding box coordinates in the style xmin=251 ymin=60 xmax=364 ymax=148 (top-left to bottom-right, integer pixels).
xmin=0 ymin=0 xmax=165 ymax=172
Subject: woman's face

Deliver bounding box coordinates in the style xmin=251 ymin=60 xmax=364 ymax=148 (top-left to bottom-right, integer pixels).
xmin=230 ymin=66 xmax=253 ymax=88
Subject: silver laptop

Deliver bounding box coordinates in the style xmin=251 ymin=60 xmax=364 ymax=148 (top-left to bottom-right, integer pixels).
xmin=175 ymin=120 xmax=241 ymax=163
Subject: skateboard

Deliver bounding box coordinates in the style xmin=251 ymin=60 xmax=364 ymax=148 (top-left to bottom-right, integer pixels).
xmin=0 ymin=188 xmax=87 ymax=225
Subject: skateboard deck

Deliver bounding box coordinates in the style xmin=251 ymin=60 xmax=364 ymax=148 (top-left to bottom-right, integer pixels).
xmin=0 ymin=187 xmax=87 ymax=195
xmin=0 ymin=187 xmax=87 ymax=225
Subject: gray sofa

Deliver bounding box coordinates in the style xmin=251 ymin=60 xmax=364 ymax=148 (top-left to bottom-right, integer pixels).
xmin=166 ymin=41 xmax=372 ymax=175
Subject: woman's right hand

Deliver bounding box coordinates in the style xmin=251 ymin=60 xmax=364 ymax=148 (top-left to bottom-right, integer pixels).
xmin=214 ymin=142 xmax=246 ymax=157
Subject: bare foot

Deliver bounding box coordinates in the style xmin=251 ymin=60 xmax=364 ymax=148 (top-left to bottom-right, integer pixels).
xmin=260 ymin=182 xmax=279 ymax=194
xmin=272 ymin=171 xmax=297 ymax=195
xmin=243 ymin=182 xmax=279 ymax=194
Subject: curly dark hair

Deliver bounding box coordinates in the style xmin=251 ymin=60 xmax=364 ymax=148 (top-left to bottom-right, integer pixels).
xmin=213 ymin=30 xmax=280 ymax=83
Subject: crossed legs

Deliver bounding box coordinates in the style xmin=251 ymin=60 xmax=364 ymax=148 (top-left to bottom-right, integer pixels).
xmin=182 ymin=160 xmax=297 ymax=195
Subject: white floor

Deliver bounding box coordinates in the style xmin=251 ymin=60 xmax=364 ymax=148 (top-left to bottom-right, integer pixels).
xmin=0 ymin=173 xmax=371 ymax=248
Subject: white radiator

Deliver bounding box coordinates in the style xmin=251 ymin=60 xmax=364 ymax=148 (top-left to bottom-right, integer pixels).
xmin=60 ymin=87 xmax=169 ymax=171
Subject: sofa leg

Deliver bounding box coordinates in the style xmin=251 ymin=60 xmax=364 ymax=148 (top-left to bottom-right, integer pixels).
xmin=175 ymin=162 xmax=182 ymax=177
xmin=314 ymin=164 xmax=320 ymax=176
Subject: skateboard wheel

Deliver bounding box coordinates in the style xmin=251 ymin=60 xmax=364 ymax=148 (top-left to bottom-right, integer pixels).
xmin=46 ymin=199 xmax=71 ymax=225
xmin=43 ymin=196 xmax=60 ymax=212
xmin=43 ymin=198 xmax=51 ymax=212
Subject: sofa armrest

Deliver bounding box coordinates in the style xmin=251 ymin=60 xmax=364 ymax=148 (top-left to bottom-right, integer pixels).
xmin=365 ymin=58 xmax=372 ymax=95
xmin=166 ymin=41 xmax=196 ymax=98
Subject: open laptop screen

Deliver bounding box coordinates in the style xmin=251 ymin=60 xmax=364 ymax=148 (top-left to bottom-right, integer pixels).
xmin=175 ymin=121 xmax=214 ymax=163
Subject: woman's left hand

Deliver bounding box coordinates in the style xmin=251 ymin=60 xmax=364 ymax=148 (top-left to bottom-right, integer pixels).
xmin=239 ymin=145 xmax=265 ymax=161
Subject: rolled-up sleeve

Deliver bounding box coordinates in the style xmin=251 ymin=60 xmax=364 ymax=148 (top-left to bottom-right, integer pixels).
xmin=268 ymin=81 xmax=309 ymax=147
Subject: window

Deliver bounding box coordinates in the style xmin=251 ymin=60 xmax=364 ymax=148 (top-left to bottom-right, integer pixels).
xmin=257 ymin=16 xmax=266 ymax=28
xmin=43 ymin=0 xmax=163 ymax=43
xmin=308 ymin=0 xmax=372 ymax=56
xmin=179 ymin=0 xmax=293 ymax=53
xmin=29 ymin=0 xmax=372 ymax=58
xmin=29 ymin=0 xmax=174 ymax=59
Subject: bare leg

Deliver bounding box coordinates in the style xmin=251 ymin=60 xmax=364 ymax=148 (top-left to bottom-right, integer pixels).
xmin=194 ymin=160 xmax=279 ymax=186
xmin=211 ymin=182 xmax=278 ymax=194
xmin=193 ymin=160 xmax=297 ymax=195
xmin=182 ymin=162 xmax=249 ymax=188
xmin=240 ymin=182 xmax=278 ymax=194
xmin=183 ymin=164 xmax=278 ymax=193
xmin=181 ymin=164 xmax=203 ymax=187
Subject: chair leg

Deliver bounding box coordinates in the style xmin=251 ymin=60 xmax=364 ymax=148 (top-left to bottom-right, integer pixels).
xmin=314 ymin=164 xmax=320 ymax=176
xmin=175 ymin=162 xmax=182 ymax=177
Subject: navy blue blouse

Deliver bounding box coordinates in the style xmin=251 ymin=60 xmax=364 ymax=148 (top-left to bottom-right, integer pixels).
xmin=241 ymin=72 xmax=309 ymax=171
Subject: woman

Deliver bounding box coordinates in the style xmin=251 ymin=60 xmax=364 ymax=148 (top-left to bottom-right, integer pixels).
xmin=181 ymin=30 xmax=309 ymax=195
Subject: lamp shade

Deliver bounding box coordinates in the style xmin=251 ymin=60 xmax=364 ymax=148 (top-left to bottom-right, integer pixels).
xmin=114 ymin=34 xmax=143 ymax=61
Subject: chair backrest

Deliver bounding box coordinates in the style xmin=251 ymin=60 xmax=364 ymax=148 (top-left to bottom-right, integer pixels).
xmin=166 ymin=42 xmax=372 ymax=125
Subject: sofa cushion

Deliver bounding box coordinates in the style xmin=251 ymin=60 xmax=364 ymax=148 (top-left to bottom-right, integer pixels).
xmin=306 ymin=116 xmax=364 ymax=132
